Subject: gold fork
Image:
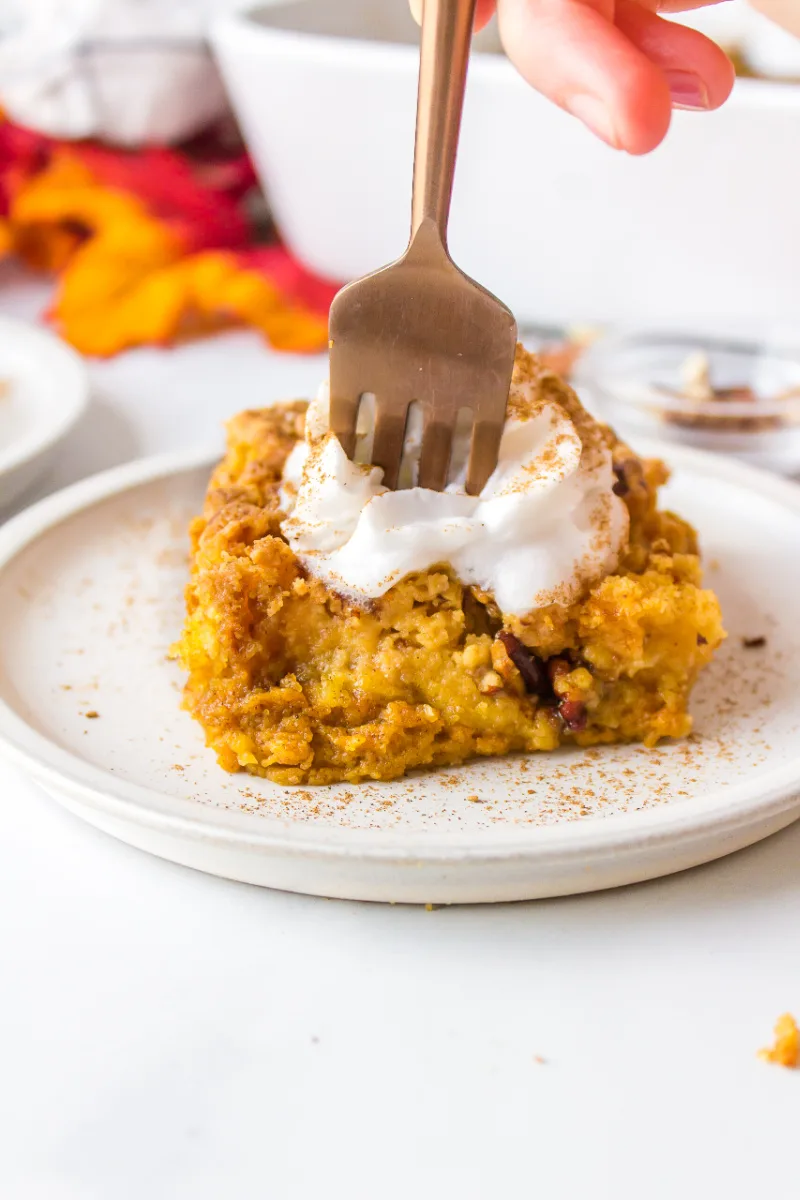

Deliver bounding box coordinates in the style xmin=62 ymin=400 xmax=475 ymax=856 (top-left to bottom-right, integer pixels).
xmin=328 ymin=0 xmax=517 ymax=495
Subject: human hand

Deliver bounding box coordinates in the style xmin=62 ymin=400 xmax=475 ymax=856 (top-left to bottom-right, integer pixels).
xmin=411 ymin=0 xmax=736 ymax=154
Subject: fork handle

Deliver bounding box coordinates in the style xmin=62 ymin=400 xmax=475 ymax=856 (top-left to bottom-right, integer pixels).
xmin=410 ymin=0 xmax=477 ymax=245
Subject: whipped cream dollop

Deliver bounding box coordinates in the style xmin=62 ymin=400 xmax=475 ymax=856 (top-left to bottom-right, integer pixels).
xmin=280 ymin=355 xmax=629 ymax=616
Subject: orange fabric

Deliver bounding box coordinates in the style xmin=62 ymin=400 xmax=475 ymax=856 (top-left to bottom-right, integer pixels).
xmin=0 ymin=117 xmax=337 ymax=357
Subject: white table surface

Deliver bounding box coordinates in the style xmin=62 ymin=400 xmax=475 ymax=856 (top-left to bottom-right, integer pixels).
xmin=2 ymin=267 xmax=800 ymax=1200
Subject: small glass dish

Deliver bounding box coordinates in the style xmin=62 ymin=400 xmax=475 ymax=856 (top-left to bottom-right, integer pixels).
xmin=575 ymin=331 xmax=800 ymax=476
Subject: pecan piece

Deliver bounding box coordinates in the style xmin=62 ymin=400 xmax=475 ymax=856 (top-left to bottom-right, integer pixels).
xmin=547 ymin=658 xmax=590 ymax=731
xmin=478 ymin=670 xmax=504 ymax=695
xmin=497 ymin=632 xmax=550 ymax=697
xmin=559 ymin=698 xmax=588 ymax=733
xmin=612 ymin=457 xmax=645 ymax=499
xmin=612 ymin=464 xmax=630 ymax=497
xmin=547 ymin=657 xmax=571 ymax=693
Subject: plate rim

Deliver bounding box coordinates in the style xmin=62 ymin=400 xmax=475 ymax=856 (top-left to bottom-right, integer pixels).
xmin=0 ymin=440 xmax=799 ymax=863
xmin=0 ymin=316 xmax=89 ymax=479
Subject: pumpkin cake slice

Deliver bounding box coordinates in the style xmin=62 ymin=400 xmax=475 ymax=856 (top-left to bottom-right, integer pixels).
xmin=175 ymin=346 xmax=724 ymax=785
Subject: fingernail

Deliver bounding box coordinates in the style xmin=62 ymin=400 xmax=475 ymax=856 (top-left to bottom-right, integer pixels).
xmin=666 ymin=70 xmax=710 ymax=111
xmin=565 ymin=95 xmax=620 ymax=149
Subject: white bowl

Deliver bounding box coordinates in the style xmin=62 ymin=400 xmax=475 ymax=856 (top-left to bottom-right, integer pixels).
xmin=212 ymin=0 xmax=800 ymax=335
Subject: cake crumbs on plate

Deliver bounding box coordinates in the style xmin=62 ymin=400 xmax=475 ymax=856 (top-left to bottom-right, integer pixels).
xmin=758 ymin=1014 xmax=799 ymax=1068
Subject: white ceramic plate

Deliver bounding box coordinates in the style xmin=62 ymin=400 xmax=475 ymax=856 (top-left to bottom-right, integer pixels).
xmin=0 ymin=316 xmax=89 ymax=511
xmin=0 ymin=443 xmax=799 ymax=903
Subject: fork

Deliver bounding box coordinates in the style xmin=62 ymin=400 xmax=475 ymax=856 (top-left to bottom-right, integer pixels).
xmin=328 ymin=0 xmax=518 ymax=495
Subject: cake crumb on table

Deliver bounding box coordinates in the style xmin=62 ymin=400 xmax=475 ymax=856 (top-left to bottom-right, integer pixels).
xmin=758 ymin=1013 xmax=799 ymax=1068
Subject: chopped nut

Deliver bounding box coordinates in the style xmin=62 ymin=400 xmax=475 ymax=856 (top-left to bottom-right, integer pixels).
xmin=547 ymin=657 xmax=571 ymax=695
xmin=612 ymin=458 xmax=643 ymax=498
xmin=497 ymin=632 xmax=549 ymax=697
xmin=462 ymin=640 xmax=491 ymax=671
xmin=547 ymin=659 xmax=592 ymax=727
xmin=742 ymin=636 xmax=767 ymax=650
xmin=478 ymin=670 xmax=504 ymax=695
xmin=612 ymin=464 xmax=630 ymax=497
xmin=559 ymin=698 xmax=588 ymax=733
xmin=681 ymin=350 xmax=714 ymax=402
xmin=489 ymin=636 xmax=524 ymax=694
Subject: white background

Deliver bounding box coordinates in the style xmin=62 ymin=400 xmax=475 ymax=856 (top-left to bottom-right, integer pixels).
xmin=2 ymin=266 xmax=800 ymax=1200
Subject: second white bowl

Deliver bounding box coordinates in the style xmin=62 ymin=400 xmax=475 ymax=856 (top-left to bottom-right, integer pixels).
xmin=213 ymin=0 xmax=800 ymax=335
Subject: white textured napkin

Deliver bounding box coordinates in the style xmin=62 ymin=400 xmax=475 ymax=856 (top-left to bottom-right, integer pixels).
xmin=0 ymin=0 xmax=242 ymax=145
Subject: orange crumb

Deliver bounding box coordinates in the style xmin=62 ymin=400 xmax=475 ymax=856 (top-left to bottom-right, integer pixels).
xmin=758 ymin=1014 xmax=799 ymax=1068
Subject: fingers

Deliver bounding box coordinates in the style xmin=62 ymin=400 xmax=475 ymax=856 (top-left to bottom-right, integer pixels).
xmin=616 ymin=0 xmax=735 ymax=111
xmin=498 ymin=0 xmax=672 ymax=153
xmin=497 ymin=0 xmax=733 ymax=154
xmin=651 ymin=0 xmax=733 ymax=10
xmin=408 ymin=0 xmax=734 ymax=154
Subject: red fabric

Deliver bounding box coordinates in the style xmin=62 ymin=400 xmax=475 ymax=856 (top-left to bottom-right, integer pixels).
xmin=0 ymin=113 xmax=343 ymax=352
xmin=238 ymin=246 xmax=341 ymax=316
xmin=72 ymin=142 xmax=256 ymax=251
